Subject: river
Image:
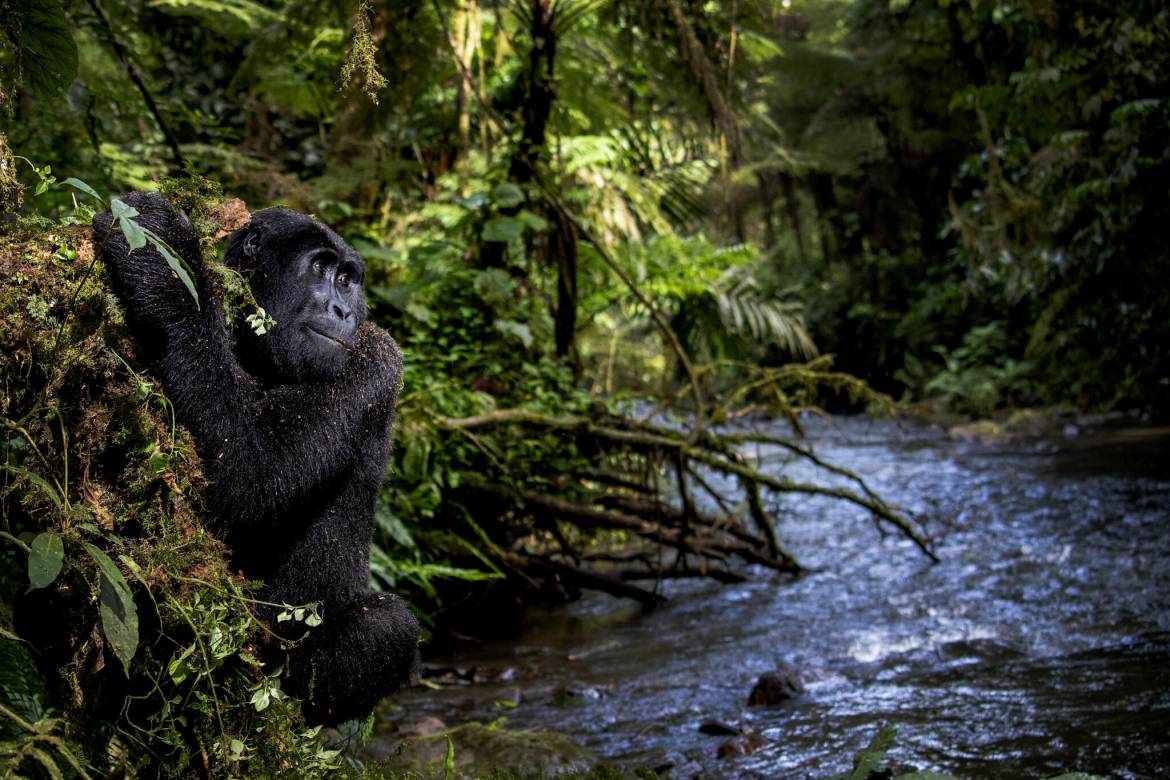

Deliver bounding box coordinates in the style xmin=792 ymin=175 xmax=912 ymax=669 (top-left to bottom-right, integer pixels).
xmin=383 ymin=418 xmax=1170 ymax=778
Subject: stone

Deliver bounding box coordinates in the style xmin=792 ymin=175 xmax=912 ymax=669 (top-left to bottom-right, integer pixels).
xmin=747 ymin=664 xmax=805 ymax=706
xmin=698 ymin=719 xmax=740 ymax=736
xmin=397 ymin=716 xmax=447 ymax=738
xmin=716 ymin=734 xmax=769 ymax=758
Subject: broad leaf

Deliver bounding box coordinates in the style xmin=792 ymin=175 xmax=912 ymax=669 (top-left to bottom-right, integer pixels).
xmin=491 ymin=182 xmax=525 ymax=208
xmin=61 ymin=177 xmax=103 ymax=204
xmin=0 ymin=465 xmax=62 ymax=509
xmin=18 ymin=1 xmax=78 ymax=98
xmin=146 ymin=232 xmax=201 ymax=307
xmin=494 ymin=319 xmax=533 ymax=348
xmin=481 ymin=216 xmax=525 ymax=243
xmin=516 ymin=209 xmax=548 ymax=232
xmin=473 ymin=268 xmax=516 ymax=304
xmin=110 ymin=199 xmax=147 ymax=251
xmin=27 ymin=532 xmax=64 ymax=590
xmin=83 ymin=543 xmax=139 ymax=676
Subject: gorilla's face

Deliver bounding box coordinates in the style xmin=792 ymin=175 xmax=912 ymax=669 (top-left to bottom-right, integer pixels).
xmin=227 ymin=209 xmax=368 ymax=382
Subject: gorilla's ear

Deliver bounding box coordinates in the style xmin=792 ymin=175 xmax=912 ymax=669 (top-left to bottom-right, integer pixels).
xmin=225 ymin=222 xmax=266 ymax=271
xmin=242 ymin=228 xmax=263 ymax=258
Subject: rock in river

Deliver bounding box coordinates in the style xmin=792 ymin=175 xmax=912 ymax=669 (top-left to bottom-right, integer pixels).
xmin=747 ymin=663 xmax=805 ymax=706
xmin=716 ymin=734 xmax=769 ymax=758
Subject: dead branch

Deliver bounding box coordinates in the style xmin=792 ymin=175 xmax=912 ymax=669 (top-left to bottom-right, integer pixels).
xmin=496 ymin=549 xmax=665 ymax=606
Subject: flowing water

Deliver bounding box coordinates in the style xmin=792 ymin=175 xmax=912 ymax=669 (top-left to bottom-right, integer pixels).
xmin=384 ymin=418 xmax=1170 ymax=778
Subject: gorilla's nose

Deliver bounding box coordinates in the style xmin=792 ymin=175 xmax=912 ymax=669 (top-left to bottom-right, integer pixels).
xmin=331 ymin=302 xmax=352 ymax=321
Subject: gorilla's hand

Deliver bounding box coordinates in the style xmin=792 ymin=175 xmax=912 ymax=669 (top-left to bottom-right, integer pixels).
xmin=343 ymin=323 xmax=404 ymax=414
xmin=93 ymin=192 xmax=209 ymax=337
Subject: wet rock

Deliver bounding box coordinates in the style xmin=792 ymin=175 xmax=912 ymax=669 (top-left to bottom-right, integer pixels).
xmin=466 ymin=665 xmax=518 ymax=684
xmin=420 ymin=663 xmax=475 ymax=685
xmin=947 ymin=420 xmax=1009 ymax=443
xmin=553 ymin=681 xmax=606 ymax=706
xmin=698 ymin=718 xmax=740 ymax=736
xmin=654 ymin=750 xmax=710 ymax=780
xmin=716 ymin=734 xmax=768 ymax=758
xmin=369 ymin=722 xmax=597 ymax=778
xmin=397 ymin=716 xmax=447 ymax=738
xmin=747 ymin=663 xmax=805 ymax=706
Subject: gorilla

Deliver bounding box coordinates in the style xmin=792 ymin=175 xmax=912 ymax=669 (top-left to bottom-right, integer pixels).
xmin=93 ymin=192 xmax=419 ymax=725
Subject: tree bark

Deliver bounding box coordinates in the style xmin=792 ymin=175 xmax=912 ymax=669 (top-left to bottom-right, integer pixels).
xmin=665 ymin=1 xmax=742 ymax=166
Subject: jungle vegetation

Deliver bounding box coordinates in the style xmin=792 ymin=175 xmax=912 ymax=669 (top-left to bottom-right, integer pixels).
xmin=0 ymin=0 xmax=1166 ymax=776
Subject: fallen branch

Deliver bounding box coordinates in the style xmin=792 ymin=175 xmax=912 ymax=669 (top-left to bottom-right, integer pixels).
xmin=517 ymin=490 xmax=801 ymax=575
xmin=434 ymin=408 xmax=933 ymax=558
xmin=495 ymin=549 xmax=665 ymax=606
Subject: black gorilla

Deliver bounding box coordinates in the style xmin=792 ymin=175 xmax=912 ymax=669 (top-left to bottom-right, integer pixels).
xmin=93 ymin=192 xmax=419 ymax=725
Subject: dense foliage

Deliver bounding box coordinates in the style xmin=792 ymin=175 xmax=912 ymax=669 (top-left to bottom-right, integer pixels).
xmin=0 ymin=0 xmax=1165 ymax=775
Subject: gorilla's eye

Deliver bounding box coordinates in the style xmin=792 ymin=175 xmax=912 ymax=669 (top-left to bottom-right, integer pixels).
xmin=312 ymin=258 xmax=327 ymax=275
xmin=337 ymin=272 xmax=351 ymax=287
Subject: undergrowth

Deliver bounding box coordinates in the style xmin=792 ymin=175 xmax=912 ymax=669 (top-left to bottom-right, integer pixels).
xmin=0 ymin=177 xmax=341 ymax=778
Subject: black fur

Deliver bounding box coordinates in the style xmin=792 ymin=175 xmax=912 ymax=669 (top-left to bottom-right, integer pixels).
xmin=93 ymin=192 xmax=419 ymax=725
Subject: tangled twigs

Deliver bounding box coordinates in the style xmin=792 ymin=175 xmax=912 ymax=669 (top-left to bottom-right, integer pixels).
xmin=432 ymin=405 xmax=936 ymax=602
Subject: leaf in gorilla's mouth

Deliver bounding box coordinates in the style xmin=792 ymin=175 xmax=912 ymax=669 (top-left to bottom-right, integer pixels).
xmin=306 ymin=326 xmax=352 ymax=350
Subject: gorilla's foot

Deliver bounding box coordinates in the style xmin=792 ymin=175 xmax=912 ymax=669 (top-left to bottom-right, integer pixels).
xmin=289 ymin=592 xmax=421 ymax=725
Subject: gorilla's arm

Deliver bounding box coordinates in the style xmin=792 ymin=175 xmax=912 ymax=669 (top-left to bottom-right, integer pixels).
xmin=95 ymin=193 xmax=401 ymax=525
xmin=164 ymin=320 xmax=400 ymax=527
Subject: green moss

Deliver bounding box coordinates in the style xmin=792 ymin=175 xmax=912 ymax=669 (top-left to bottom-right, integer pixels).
xmin=0 ymin=188 xmax=341 ymax=778
xmin=370 ymin=722 xmax=601 ymax=779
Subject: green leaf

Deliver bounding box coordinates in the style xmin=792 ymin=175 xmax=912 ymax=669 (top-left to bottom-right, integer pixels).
xmin=401 ymin=438 xmax=431 ymax=483
xmin=421 ymin=203 xmax=469 ymax=228
xmin=491 ymin=182 xmax=525 ymax=208
xmin=111 ymin=199 xmax=148 ymax=252
xmin=0 ymin=465 xmax=62 ymax=509
xmin=515 ymin=209 xmax=549 ymax=232
xmin=60 ymin=177 xmax=103 ymax=204
xmin=835 ymin=724 xmax=897 ymax=780
xmin=146 ymin=232 xmax=201 ymax=307
xmin=493 ymin=319 xmax=533 ymax=348
xmin=109 ymin=198 xmax=138 ymax=220
xmin=443 ymin=735 xmax=455 ymax=780
xmin=18 ymin=1 xmax=78 ymax=98
xmin=250 ymin=687 xmax=271 ymax=711
xmin=27 ymin=532 xmax=64 ymax=590
xmin=473 ymin=268 xmax=516 ymax=305
xmin=108 ymin=198 xmax=201 ymax=307
xmin=167 ymin=644 xmax=195 ymax=685
xmin=481 ymin=216 xmax=525 ymax=243
xmin=404 ymin=302 xmax=434 ymax=325
xmin=374 ymin=500 xmax=416 ymax=549
xmin=83 ymin=543 xmax=139 ymax=676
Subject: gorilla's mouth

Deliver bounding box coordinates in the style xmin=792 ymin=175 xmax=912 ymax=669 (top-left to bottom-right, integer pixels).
xmin=306 ymin=325 xmax=352 ymax=350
